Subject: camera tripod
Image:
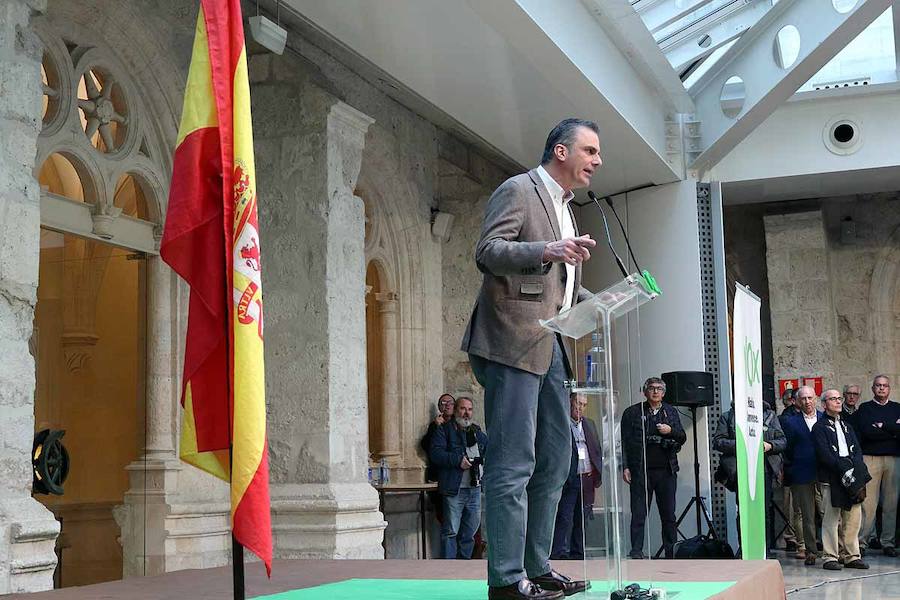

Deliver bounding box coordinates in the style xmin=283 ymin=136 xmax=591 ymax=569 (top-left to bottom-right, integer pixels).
xmin=653 ymin=404 xmax=718 ymax=558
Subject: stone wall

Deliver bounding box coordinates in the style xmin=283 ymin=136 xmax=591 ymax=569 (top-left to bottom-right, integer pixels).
xmin=437 ymin=132 xmax=512 ymax=426
xmin=739 ymin=193 xmax=900 ymax=396
xmin=765 ymin=210 xmax=838 ymax=388
xmin=0 ymin=0 xmax=61 ymax=593
xmin=0 ymin=0 xmax=516 ymax=584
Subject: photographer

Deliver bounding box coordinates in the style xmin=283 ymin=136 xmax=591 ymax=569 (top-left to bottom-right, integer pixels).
xmin=429 ymin=396 xmax=487 ymax=559
xmin=621 ymin=377 xmax=686 ymax=559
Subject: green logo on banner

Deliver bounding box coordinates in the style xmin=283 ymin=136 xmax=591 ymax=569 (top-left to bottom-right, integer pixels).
xmin=744 ymin=337 xmax=760 ymax=385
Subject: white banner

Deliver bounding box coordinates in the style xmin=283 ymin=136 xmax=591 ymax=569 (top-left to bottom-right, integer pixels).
xmin=733 ymin=282 xmax=765 ymax=559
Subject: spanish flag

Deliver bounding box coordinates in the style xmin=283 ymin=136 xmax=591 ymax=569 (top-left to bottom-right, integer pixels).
xmin=160 ymin=0 xmax=272 ymax=574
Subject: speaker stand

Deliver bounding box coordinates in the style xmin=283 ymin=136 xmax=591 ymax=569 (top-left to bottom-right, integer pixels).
xmin=653 ymin=404 xmax=718 ymax=558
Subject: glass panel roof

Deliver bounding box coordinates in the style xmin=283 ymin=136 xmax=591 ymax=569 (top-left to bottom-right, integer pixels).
xmin=632 ymin=1 xmax=896 ymax=93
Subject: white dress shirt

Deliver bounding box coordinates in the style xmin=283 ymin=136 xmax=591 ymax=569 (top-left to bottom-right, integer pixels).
xmin=804 ymin=412 xmax=818 ymax=431
xmin=536 ymin=165 xmax=576 ymax=311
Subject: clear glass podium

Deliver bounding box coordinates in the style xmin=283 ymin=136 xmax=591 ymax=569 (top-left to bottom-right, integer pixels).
xmin=539 ymin=273 xmax=657 ymax=599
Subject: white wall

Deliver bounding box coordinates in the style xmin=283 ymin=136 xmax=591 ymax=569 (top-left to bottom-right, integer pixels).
xmin=708 ymin=90 xmax=900 ymax=185
xmin=576 ymin=179 xmax=714 ymax=548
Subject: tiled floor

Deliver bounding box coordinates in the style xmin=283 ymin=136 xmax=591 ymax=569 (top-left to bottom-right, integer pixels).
xmin=780 ymin=550 xmax=900 ymax=599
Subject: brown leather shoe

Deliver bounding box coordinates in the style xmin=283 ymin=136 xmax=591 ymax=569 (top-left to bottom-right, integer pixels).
xmin=488 ymin=579 xmax=564 ymax=600
xmin=532 ymin=571 xmax=591 ymax=597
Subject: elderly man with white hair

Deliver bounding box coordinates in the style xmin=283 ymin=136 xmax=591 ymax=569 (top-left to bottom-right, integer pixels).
xmin=812 ymin=389 xmax=870 ymax=571
xmin=781 ymin=386 xmax=823 ymax=565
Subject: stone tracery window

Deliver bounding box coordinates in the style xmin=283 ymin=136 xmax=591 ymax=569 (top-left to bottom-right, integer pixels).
xmin=76 ymin=67 xmax=128 ymax=153
xmin=36 ymin=32 xmax=164 ymax=254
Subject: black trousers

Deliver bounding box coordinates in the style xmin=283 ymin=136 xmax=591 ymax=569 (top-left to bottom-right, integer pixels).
xmin=630 ymin=467 xmax=677 ymax=557
xmin=551 ymin=479 xmax=584 ymax=560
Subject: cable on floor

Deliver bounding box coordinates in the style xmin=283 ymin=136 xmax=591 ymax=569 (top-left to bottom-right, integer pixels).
xmin=785 ymin=568 xmax=900 ymax=595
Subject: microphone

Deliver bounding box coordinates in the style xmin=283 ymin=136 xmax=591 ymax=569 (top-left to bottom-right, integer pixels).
xmin=603 ymin=195 xmax=643 ymax=275
xmin=587 ymin=191 xmax=628 ymax=279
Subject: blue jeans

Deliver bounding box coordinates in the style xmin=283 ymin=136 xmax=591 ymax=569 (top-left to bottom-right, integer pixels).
xmin=442 ymin=487 xmax=482 ymax=559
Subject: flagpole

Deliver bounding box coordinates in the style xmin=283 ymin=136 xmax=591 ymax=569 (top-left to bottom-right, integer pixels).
xmin=230 ymin=445 xmax=246 ymax=600
xmin=232 ymin=533 xmax=245 ymax=600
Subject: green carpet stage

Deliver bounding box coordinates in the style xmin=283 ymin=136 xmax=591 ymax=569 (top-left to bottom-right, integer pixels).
xmin=257 ymin=579 xmax=735 ymax=600
xmin=8 ymin=559 xmax=786 ymax=600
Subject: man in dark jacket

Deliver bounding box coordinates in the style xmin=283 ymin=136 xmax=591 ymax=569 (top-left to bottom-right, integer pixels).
xmin=421 ymin=393 xmax=456 ymax=482
xmin=813 ymin=389 xmax=871 ymax=571
xmin=621 ymin=377 xmax=686 ymax=559
xmin=779 ymin=386 xmax=802 ymax=551
xmin=782 ymin=386 xmax=824 ymax=565
xmin=848 ymin=375 xmax=900 ymax=556
xmin=713 ymin=400 xmax=786 ymax=554
xmin=551 ymin=393 xmax=602 ymax=560
xmin=430 ymin=397 xmax=488 ymax=559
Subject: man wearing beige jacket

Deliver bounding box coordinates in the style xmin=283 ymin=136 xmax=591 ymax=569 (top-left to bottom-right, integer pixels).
xmin=462 ymin=118 xmax=600 ymax=600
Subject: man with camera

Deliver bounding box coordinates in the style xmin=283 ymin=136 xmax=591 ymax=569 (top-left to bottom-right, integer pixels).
xmin=430 ymin=396 xmax=488 ymax=559
xmin=621 ymin=377 xmax=686 ymax=559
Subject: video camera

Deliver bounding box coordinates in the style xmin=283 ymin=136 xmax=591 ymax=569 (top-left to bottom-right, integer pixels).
xmin=646 ymin=434 xmax=680 ymax=450
xmin=610 ymin=583 xmax=666 ymax=600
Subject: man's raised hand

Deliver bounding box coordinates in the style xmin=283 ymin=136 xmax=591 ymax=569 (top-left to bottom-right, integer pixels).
xmin=542 ymin=234 xmax=597 ymax=266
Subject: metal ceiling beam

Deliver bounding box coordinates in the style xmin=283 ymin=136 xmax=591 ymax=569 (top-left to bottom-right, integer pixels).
xmin=582 ymin=0 xmax=695 ymax=113
xmin=689 ymin=0 xmax=892 ymax=172
xmin=662 ymin=0 xmax=773 ymax=72
xmin=634 ymin=0 xmax=718 ymax=34
xmin=893 ymin=1 xmax=900 ymax=75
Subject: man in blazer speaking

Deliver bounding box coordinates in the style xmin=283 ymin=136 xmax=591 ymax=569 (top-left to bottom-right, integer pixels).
xmin=462 ymin=118 xmax=601 ymax=600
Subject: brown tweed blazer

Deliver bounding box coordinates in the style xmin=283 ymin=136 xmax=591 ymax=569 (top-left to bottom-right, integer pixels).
xmin=461 ymin=168 xmax=591 ymax=376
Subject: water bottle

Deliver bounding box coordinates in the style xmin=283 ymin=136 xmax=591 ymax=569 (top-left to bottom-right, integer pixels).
xmin=586 ymin=332 xmax=604 ymax=387
xmin=380 ymin=457 xmax=390 ymax=485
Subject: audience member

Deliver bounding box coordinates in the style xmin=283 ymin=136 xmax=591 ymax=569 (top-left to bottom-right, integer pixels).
xmin=842 ymin=385 xmax=862 ymax=419
xmin=621 ymin=377 xmax=686 ymax=559
xmin=551 ymin=393 xmax=602 ymax=560
xmin=713 ymin=398 xmax=785 ymax=555
xmin=781 ymin=386 xmax=823 ymax=566
xmin=849 ymin=375 xmax=900 ymax=556
xmin=429 ymin=397 xmax=487 ymax=559
xmin=812 ymin=389 xmax=871 ymax=571
xmin=781 ymin=388 xmax=800 ymax=418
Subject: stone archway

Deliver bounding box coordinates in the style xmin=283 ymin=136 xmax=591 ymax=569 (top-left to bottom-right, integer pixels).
xmin=868 ymin=223 xmax=900 ymax=379
xmin=356 ymin=166 xmax=437 ymax=484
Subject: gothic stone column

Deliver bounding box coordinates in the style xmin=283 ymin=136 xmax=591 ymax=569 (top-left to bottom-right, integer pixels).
xmin=116 ymin=256 xmax=183 ymax=577
xmin=376 ymin=292 xmax=401 ymax=459
xmin=0 ymin=0 xmax=61 ymax=593
xmin=258 ymin=89 xmax=385 ymax=557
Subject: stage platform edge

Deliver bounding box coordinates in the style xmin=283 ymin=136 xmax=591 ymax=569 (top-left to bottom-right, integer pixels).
xmin=7 ymin=559 xmax=786 ymax=600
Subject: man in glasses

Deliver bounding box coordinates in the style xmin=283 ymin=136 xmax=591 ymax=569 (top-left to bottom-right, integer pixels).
xmin=621 ymin=377 xmax=686 ymax=559
xmin=422 ymin=393 xmax=457 ymax=528
xmin=849 ymin=375 xmax=900 ymax=556
xmin=812 ymin=389 xmax=870 ymax=571
xmin=842 ymin=385 xmax=861 ymax=419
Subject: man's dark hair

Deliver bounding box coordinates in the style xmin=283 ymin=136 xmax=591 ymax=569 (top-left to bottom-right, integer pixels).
xmin=642 ymin=376 xmax=666 ymax=393
xmin=541 ymin=118 xmax=600 ymax=165
xmin=437 ymin=393 xmax=455 ymax=408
